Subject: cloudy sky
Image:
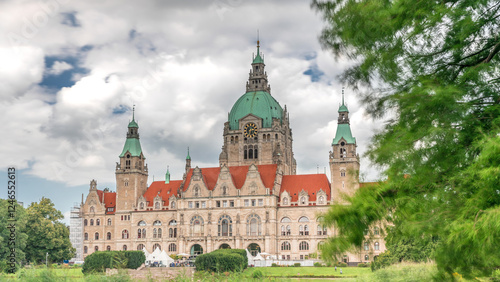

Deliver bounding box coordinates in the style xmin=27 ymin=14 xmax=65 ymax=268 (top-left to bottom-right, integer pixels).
xmin=0 ymin=0 xmax=383 ymax=223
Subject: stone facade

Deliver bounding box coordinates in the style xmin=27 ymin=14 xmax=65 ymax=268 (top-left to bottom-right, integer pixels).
xmin=80 ymin=42 xmax=386 ymax=264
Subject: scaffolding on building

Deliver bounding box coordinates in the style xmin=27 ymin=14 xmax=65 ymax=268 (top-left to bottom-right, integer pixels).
xmin=69 ymin=203 xmax=83 ymax=263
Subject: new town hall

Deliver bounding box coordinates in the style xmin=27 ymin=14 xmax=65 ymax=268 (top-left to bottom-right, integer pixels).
xmin=79 ymin=42 xmax=385 ymax=263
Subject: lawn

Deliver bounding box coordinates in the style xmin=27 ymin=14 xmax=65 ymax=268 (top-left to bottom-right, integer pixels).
xmin=244 ymin=266 xmax=371 ymax=278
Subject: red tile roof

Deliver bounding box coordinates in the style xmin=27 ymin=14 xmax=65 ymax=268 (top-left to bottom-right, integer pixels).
xmin=281 ymin=174 xmax=331 ymax=202
xmin=96 ymin=190 xmax=117 ymax=214
xmin=143 ymin=180 xmax=182 ymax=208
xmin=182 ymin=164 xmax=278 ymax=191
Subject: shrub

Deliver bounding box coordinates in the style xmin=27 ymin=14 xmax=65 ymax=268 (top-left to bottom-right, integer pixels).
xmin=326 ymin=262 xmax=332 ymax=267
xmin=271 ymin=263 xmax=278 ymax=267
xmin=294 ymin=263 xmax=301 ymax=267
xmin=252 ymin=269 xmax=264 ymax=279
xmin=358 ymin=263 xmax=369 ymax=267
xmin=123 ymin=251 xmax=145 ymax=269
xmin=339 ymin=262 xmax=347 ymax=267
xmin=314 ymin=262 xmax=323 ymax=267
xmin=82 ymin=251 xmax=145 ymax=274
xmin=195 ymin=249 xmax=247 ymax=272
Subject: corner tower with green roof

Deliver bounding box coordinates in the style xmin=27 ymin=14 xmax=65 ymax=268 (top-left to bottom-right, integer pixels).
xmin=220 ymin=40 xmax=296 ymax=175
xmin=329 ymin=88 xmax=360 ymax=203
xmin=115 ymin=108 xmax=149 ymax=212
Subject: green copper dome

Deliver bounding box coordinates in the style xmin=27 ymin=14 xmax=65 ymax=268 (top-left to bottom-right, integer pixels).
xmin=128 ymin=119 xmax=139 ymax=128
xmin=332 ymin=124 xmax=356 ymax=144
xmin=228 ymin=91 xmax=283 ymax=130
xmin=338 ymin=104 xmax=349 ymax=112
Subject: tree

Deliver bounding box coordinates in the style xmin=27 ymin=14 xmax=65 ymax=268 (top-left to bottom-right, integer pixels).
xmin=313 ymin=0 xmax=500 ymax=278
xmin=24 ymin=197 xmax=75 ymax=264
xmin=0 ymin=199 xmax=27 ymax=272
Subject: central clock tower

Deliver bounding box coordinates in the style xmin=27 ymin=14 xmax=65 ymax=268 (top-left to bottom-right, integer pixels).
xmin=219 ymin=41 xmax=296 ymax=175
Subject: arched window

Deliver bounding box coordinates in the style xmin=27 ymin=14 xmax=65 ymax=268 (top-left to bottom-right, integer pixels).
xmin=140 ymin=202 xmax=145 ymax=209
xmin=281 ymin=225 xmax=286 ymax=236
xmin=364 ymin=242 xmax=369 ymax=251
xmin=318 ymin=196 xmax=324 ymax=204
xmin=299 ymin=225 xmax=304 ymax=236
xmin=153 ymin=243 xmax=161 ymax=251
xmin=317 ymin=225 xmax=322 ymax=236
xmin=299 ymin=241 xmax=309 ymax=251
xmin=137 ymin=244 xmax=145 ymax=251
xmin=246 ymin=214 xmax=261 ymax=236
xmin=95 ymin=232 xmax=99 ymax=240
xmin=286 ymin=225 xmax=291 ymax=236
xmin=155 ymin=202 xmax=160 ymax=209
xmin=84 ymin=219 xmax=88 ymax=226
xmin=107 ymin=246 xmax=111 ymax=251
xmin=84 ymin=246 xmax=88 ymax=254
xmin=153 ymin=228 xmax=157 ymax=238
xmin=142 ymin=228 xmax=146 ymax=238
xmin=122 ymin=230 xmax=129 ymax=239
xmin=153 ymin=220 xmax=162 ymax=226
xmin=222 ymin=186 xmax=227 ymax=195
xmin=304 ymin=225 xmax=309 ymax=235
xmin=298 ymin=216 xmax=309 ymax=223
xmin=171 ymin=201 xmax=176 ymax=209
xmin=168 ymin=243 xmax=177 ymax=252
xmin=323 ymin=226 xmax=328 ymax=235
xmin=138 ymin=220 xmax=146 ymax=226
xmin=194 ymin=186 xmax=199 ymax=197
xmin=365 ymin=255 xmax=369 ymax=261
xmin=374 ymin=227 xmax=380 ymax=235
xmin=90 ymin=206 xmax=95 ymax=213
xmin=190 ymin=216 xmax=204 ymax=236
xmin=283 ymin=197 xmax=288 ymax=205
xmin=96 ymin=219 xmax=100 ymax=226
xmin=107 ymin=232 xmax=111 ymax=240
xmin=280 ymin=217 xmax=292 ymax=223
xmin=375 ymin=242 xmax=380 ymax=250
xmin=218 ymin=215 xmax=232 ymax=236
xmin=169 ymin=220 xmax=177 ymax=238
xmin=123 ymin=245 xmax=127 ymax=251
xmin=281 ymin=241 xmax=291 ymax=251
xmin=138 ymin=228 xmax=142 ymax=239
xmin=95 ymin=246 xmax=98 ymax=252
xmin=90 ymin=219 xmax=94 ymax=226
xmin=158 ymin=228 xmax=162 ymax=238
xmin=107 ymin=218 xmax=112 ymax=226
xmin=84 ymin=233 xmax=88 ymax=240
xmin=341 ymin=170 xmax=346 ymax=177
xmin=244 ymin=146 xmax=248 ymax=159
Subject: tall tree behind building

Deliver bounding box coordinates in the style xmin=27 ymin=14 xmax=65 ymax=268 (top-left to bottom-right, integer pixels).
xmin=24 ymin=197 xmax=75 ymax=264
xmin=313 ymin=0 xmax=500 ymax=278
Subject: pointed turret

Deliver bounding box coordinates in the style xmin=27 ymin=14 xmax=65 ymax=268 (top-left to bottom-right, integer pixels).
xmin=246 ymin=39 xmax=271 ymax=93
xmin=165 ymin=166 xmax=170 ymax=184
xmin=332 ymin=88 xmax=356 ymax=145
xmin=120 ymin=106 xmax=143 ymax=157
xmin=185 ymin=147 xmax=191 ymax=172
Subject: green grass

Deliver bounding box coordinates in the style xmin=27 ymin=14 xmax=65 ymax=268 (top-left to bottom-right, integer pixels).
xmin=244 ymin=266 xmax=370 ymax=278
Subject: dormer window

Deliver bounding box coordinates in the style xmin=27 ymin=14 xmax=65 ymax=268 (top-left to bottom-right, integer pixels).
xmin=300 ymin=197 xmax=306 ymax=205
xmin=155 ymin=202 xmax=160 ymax=209
xmin=139 ymin=202 xmax=145 ymax=209
xmin=283 ymin=197 xmax=288 ymax=205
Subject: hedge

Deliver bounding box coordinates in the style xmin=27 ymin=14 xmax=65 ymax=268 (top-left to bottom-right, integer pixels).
xmin=82 ymin=251 xmax=145 ymax=274
xmin=194 ymin=249 xmax=248 ymax=272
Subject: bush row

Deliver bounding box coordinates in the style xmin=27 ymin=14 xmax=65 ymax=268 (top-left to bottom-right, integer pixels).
xmin=194 ymin=249 xmax=247 ymax=272
xmin=82 ymin=251 xmax=145 ymax=274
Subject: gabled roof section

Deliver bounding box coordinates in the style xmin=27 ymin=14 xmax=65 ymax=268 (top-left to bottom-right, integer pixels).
xmin=143 ymin=180 xmax=182 ymax=208
xmin=96 ymin=190 xmax=116 ymax=214
xmin=281 ymin=174 xmax=331 ymax=202
xmin=332 ymin=123 xmax=356 ymax=145
xmin=182 ymin=164 xmax=278 ymax=191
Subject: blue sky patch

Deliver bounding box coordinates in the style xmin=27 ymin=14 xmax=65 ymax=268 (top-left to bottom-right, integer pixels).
xmin=41 ymin=56 xmax=89 ymax=90
xmin=303 ymin=63 xmax=324 ymax=82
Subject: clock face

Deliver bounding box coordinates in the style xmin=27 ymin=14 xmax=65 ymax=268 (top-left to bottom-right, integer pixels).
xmin=244 ymin=123 xmax=258 ymax=138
